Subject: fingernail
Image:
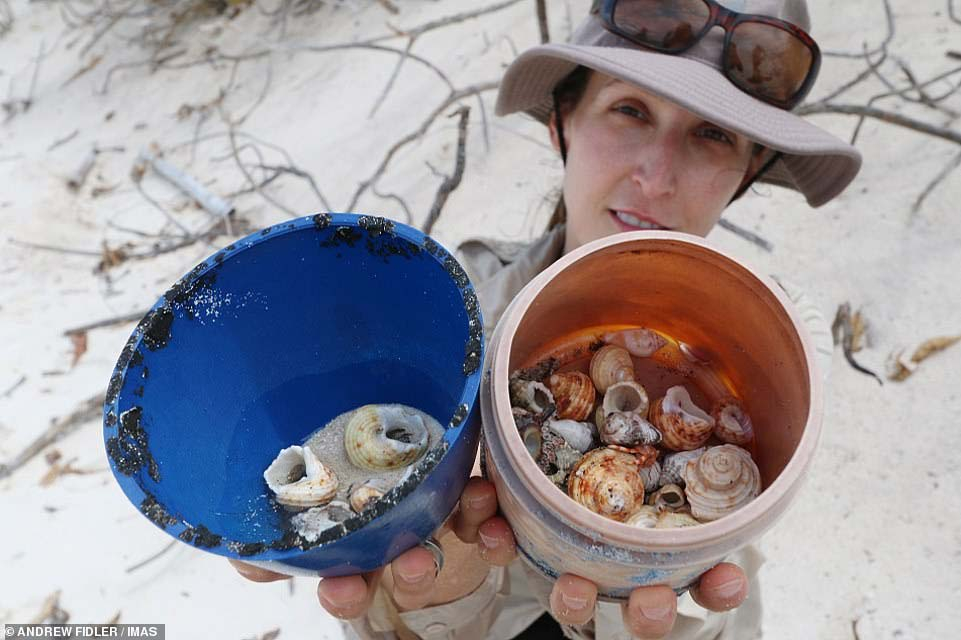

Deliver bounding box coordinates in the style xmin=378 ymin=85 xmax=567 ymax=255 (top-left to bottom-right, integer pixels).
xmin=713 ymin=578 xmax=745 ymax=600
xmin=478 ymin=530 xmax=500 ymax=549
xmin=465 ymin=493 xmax=492 ymax=509
xmin=639 ymin=603 xmax=673 ymax=622
xmin=319 ymin=593 xmax=365 ymax=611
xmin=396 ymin=568 xmax=429 ymax=585
xmin=561 ymin=592 xmax=589 ymax=612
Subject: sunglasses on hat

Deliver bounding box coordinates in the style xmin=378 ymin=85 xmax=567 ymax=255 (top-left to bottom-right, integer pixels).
xmin=590 ymin=0 xmax=821 ymax=109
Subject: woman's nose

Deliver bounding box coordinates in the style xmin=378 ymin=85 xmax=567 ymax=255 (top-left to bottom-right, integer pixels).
xmin=630 ymin=137 xmax=678 ymax=199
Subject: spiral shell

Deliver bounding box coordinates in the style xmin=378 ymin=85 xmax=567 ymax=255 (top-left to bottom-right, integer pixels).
xmin=602 ymin=381 xmax=650 ymax=418
xmin=655 ymin=511 xmax=701 ymax=528
xmin=344 ymin=404 xmax=430 ymax=471
xmin=602 ymin=328 xmax=667 ymax=357
xmin=264 ymin=445 xmax=339 ymax=508
xmin=599 ymin=411 xmax=662 ymax=447
xmin=546 ymin=419 xmax=596 ymax=453
xmin=547 ymin=443 xmax=584 ymax=487
xmin=712 ymin=398 xmax=755 ymax=446
xmin=625 ymin=505 xmax=659 ymax=528
xmin=589 ymin=345 xmax=635 ymax=394
xmin=349 ymin=479 xmax=391 ymax=513
xmin=548 ymin=371 xmax=596 ymax=421
xmin=510 ymin=378 xmax=555 ymax=414
xmin=639 ymin=460 xmax=661 ymax=493
xmin=650 ymin=386 xmax=715 ymax=451
xmin=659 ymin=448 xmax=706 ymax=487
xmin=626 ymin=505 xmax=701 ymax=529
xmin=682 ymin=445 xmax=761 ymax=522
xmin=568 ymin=447 xmax=646 ymax=522
xmin=649 ymin=483 xmax=686 ymax=511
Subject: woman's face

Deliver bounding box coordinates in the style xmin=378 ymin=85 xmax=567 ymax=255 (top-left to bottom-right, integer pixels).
xmin=552 ymin=71 xmax=762 ymax=253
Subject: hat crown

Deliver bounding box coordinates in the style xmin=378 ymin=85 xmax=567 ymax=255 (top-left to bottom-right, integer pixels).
xmin=574 ymin=0 xmax=812 ymax=73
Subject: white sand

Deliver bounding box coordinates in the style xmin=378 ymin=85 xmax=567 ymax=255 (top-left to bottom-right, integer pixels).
xmin=1 ymin=0 xmax=959 ymax=638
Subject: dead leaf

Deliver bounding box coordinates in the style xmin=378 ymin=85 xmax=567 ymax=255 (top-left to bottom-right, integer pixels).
xmin=30 ymin=590 xmax=69 ymax=624
xmin=97 ymin=241 xmax=128 ymax=272
xmin=911 ymin=334 xmax=961 ymax=362
xmin=850 ymin=309 xmax=868 ymax=352
xmin=887 ymin=334 xmax=961 ymax=381
xmin=69 ymin=331 xmax=88 ymax=368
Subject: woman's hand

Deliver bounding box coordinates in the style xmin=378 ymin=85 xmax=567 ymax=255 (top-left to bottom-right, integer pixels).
xmin=228 ymin=476 xmax=512 ymax=619
xmin=549 ymin=563 xmax=748 ymax=638
xmin=458 ymin=479 xmax=750 ymax=639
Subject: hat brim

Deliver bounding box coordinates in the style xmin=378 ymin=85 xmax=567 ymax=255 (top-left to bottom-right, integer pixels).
xmin=496 ymin=44 xmax=862 ymax=207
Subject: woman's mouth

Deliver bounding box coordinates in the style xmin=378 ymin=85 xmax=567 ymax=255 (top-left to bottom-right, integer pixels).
xmin=609 ymin=210 xmax=669 ymax=232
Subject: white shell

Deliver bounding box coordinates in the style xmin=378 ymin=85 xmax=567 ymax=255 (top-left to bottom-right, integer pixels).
xmin=290 ymin=500 xmax=352 ymax=542
xmin=682 ymin=445 xmax=761 ymax=522
xmin=599 ymin=411 xmax=662 ymax=447
xmin=510 ymin=379 xmax=555 ymax=414
xmin=625 ymin=505 xmax=660 ymax=528
xmin=546 ymin=419 xmax=596 ymax=453
xmin=602 ymin=328 xmax=667 ymax=357
xmin=650 ymin=483 xmax=686 ymax=511
xmin=264 ymin=445 xmax=338 ymax=508
xmin=659 ymin=448 xmax=706 ymax=487
xmin=344 ymin=404 xmax=430 ymax=471
xmin=602 ymin=381 xmax=650 ymax=418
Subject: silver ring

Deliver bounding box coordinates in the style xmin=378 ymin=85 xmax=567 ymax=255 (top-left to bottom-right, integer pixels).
xmin=420 ymin=536 xmax=444 ymax=576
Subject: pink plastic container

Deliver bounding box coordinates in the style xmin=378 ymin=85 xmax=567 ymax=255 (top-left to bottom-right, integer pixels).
xmin=480 ymin=231 xmax=823 ymax=598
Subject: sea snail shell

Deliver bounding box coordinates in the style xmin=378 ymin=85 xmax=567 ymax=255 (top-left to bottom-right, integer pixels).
xmin=568 ymin=447 xmax=646 ymax=522
xmin=682 ymin=444 xmax=761 ymax=522
xmin=589 ymin=345 xmax=635 ymax=394
xmin=599 ymin=411 xmax=662 ymax=447
xmin=344 ymin=404 xmax=430 ymax=471
xmin=650 ymin=386 xmax=715 ymax=451
xmin=510 ymin=378 xmax=555 ymax=415
xmin=264 ymin=445 xmax=339 ymax=508
xmin=602 ymin=328 xmax=667 ymax=357
xmin=659 ymin=447 xmax=706 ymax=488
xmin=712 ymin=397 xmax=755 ymax=446
xmin=349 ymin=479 xmax=391 ymax=513
xmin=602 ymin=380 xmax=650 ymax=418
xmin=626 ymin=505 xmax=701 ymax=529
xmin=548 ymin=371 xmax=596 ymax=421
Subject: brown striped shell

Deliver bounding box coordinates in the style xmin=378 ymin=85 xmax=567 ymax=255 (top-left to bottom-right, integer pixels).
xmin=682 ymin=445 xmax=761 ymax=522
xmin=712 ymin=398 xmax=755 ymax=446
xmin=589 ymin=345 xmax=635 ymax=394
xmin=567 ymin=447 xmax=646 ymax=522
xmin=548 ymin=371 xmax=596 ymax=421
xmin=649 ymin=386 xmax=715 ymax=451
xmin=344 ymin=404 xmax=431 ymax=471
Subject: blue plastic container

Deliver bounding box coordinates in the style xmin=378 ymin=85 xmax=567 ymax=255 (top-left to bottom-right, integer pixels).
xmin=103 ymin=213 xmax=483 ymax=576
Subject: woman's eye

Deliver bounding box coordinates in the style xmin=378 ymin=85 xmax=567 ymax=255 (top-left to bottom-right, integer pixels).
xmin=698 ymin=127 xmax=734 ymax=145
xmin=614 ymin=104 xmax=646 ymax=120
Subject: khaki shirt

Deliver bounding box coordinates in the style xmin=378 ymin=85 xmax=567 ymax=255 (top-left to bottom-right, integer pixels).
xmin=345 ymin=226 xmax=833 ymax=640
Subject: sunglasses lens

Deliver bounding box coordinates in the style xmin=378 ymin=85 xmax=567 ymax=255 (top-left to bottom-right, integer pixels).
xmin=612 ymin=0 xmax=710 ymax=53
xmin=726 ymin=21 xmax=815 ymax=105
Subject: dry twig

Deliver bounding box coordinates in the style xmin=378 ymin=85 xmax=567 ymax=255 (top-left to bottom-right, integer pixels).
xmin=423 ymin=107 xmax=470 ymax=235
xmin=911 ymin=150 xmax=961 ymax=217
xmin=716 ymin=219 xmax=773 ymax=252
xmin=48 ymin=129 xmax=80 ymax=151
xmin=125 ymin=540 xmax=178 ymax=573
xmin=0 ymin=393 xmax=104 ymax=481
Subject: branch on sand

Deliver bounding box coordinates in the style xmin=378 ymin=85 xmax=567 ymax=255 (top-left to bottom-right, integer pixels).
xmin=0 ymin=393 xmax=104 ymax=482
xmin=423 ymin=107 xmax=470 ymax=235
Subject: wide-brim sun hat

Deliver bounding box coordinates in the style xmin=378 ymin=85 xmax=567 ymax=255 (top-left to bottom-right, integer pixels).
xmin=496 ymin=0 xmax=862 ymax=207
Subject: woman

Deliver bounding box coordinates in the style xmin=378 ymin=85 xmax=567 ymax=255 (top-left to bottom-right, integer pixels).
xmin=232 ymin=1 xmax=860 ymax=637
